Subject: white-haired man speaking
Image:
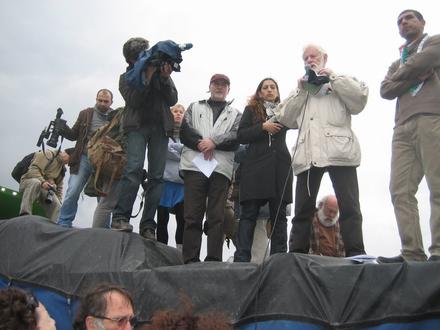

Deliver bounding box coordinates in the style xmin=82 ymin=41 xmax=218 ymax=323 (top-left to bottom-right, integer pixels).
xmin=274 ymin=44 xmax=369 ymax=257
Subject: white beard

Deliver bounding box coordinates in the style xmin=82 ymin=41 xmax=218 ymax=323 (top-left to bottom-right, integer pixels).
xmin=310 ymin=57 xmax=326 ymax=72
xmin=317 ymin=208 xmax=338 ymax=227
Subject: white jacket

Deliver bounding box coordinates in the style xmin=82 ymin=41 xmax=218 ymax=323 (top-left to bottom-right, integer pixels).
xmin=179 ymin=101 xmax=240 ymax=180
xmin=275 ymin=75 xmax=368 ymax=175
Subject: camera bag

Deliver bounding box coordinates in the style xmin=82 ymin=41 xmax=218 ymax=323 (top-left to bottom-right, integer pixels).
xmin=11 ymin=149 xmax=63 ymax=197
xmin=11 ymin=153 xmax=36 ymax=183
xmin=87 ymin=109 xmax=126 ymax=197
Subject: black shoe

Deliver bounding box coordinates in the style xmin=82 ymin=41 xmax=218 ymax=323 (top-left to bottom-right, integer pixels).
xmin=184 ymin=258 xmax=201 ymax=264
xmin=141 ymin=228 xmax=156 ymax=240
xmin=377 ymin=255 xmax=405 ymax=264
xmin=111 ymin=217 xmax=133 ymax=232
xmin=204 ymin=256 xmax=222 ymax=262
xmin=428 ymin=255 xmax=440 ymax=262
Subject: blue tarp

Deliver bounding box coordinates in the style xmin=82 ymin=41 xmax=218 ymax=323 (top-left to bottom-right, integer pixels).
xmin=0 ymin=277 xmax=79 ymax=330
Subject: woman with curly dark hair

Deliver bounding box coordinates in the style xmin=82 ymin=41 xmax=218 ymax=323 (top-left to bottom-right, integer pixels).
xmin=0 ymin=287 xmax=55 ymax=330
xmin=233 ymin=78 xmax=293 ymax=262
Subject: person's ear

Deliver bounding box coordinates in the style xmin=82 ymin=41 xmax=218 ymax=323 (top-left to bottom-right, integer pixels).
xmin=85 ymin=316 xmax=96 ymax=330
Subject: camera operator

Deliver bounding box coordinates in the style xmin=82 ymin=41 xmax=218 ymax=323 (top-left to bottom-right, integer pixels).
xmin=57 ymin=89 xmax=116 ymax=228
xmin=110 ymin=37 xmax=178 ymax=238
xmin=19 ymin=149 xmax=70 ymax=222
xmin=273 ymin=44 xmax=369 ymax=257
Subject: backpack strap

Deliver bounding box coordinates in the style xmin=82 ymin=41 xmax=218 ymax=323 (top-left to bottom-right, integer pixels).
xmin=88 ymin=108 xmax=126 ymax=197
xmin=92 ymin=156 xmax=119 ymax=197
xmin=92 ymin=157 xmax=107 ymax=197
xmin=92 ymin=108 xmax=125 ymax=142
xmin=41 ymin=150 xmax=59 ymax=179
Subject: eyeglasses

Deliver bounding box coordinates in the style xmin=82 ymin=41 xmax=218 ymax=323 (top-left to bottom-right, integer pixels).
xmin=92 ymin=315 xmax=138 ymax=327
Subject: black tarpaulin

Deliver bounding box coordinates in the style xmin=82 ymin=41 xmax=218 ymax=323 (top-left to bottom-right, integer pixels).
xmin=1 ymin=217 xmax=440 ymax=328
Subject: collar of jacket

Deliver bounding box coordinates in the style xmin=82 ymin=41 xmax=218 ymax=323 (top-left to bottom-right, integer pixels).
xmin=198 ymin=99 xmax=235 ymax=106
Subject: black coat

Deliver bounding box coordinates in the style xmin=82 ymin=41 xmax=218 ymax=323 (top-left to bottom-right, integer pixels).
xmin=238 ymin=105 xmax=293 ymax=203
xmin=119 ymin=71 xmax=177 ymax=136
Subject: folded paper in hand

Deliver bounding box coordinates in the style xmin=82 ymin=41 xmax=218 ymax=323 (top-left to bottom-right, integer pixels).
xmin=192 ymin=153 xmax=218 ymax=178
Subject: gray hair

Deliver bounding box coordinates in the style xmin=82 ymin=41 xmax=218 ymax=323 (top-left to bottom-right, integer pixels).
xmin=303 ymin=43 xmax=327 ymax=56
xmin=318 ymin=195 xmax=335 ymax=208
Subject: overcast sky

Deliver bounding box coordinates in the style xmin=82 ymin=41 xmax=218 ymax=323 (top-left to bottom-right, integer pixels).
xmin=1 ymin=0 xmax=438 ymax=260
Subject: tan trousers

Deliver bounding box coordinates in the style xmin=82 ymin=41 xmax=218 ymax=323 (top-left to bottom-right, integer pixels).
xmin=390 ymin=114 xmax=440 ymax=260
xmin=19 ymin=178 xmax=61 ymax=223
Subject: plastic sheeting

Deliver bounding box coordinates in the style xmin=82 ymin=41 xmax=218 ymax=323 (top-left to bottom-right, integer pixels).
xmin=1 ymin=217 xmax=440 ymax=329
xmin=0 ymin=185 xmax=45 ymax=219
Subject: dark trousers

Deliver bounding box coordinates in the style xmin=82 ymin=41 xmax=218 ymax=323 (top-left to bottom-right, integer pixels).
xmin=182 ymin=171 xmax=229 ymax=263
xmin=234 ymin=199 xmax=287 ymax=262
xmin=156 ymin=202 xmax=184 ymax=245
xmin=289 ymin=166 xmax=365 ymax=256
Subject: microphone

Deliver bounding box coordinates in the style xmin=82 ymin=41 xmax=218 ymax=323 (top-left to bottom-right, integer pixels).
xmin=304 ymin=64 xmax=314 ymax=78
xmin=179 ymin=43 xmax=193 ymax=51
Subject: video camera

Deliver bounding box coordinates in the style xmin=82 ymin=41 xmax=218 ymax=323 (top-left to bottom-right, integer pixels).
xmin=37 ymin=108 xmax=67 ymax=148
xmin=44 ymin=185 xmax=56 ymax=204
xmin=125 ymin=40 xmax=193 ymax=90
xmin=146 ymin=41 xmax=193 ymax=72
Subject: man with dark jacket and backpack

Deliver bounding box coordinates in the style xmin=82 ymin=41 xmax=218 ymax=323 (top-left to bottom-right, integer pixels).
xmin=57 ymin=89 xmax=115 ymax=228
xmin=19 ymin=149 xmax=70 ymax=222
xmin=110 ymin=37 xmax=178 ymax=239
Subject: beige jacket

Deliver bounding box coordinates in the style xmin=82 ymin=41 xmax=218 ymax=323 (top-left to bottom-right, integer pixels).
xmin=380 ymin=34 xmax=440 ymax=126
xmin=274 ymin=75 xmax=368 ymax=175
xmin=21 ymin=150 xmax=65 ymax=200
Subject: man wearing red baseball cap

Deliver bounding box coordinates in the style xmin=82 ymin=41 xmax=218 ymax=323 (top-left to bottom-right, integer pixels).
xmin=179 ymin=73 xmax=241 ymax=263
xmin=210 ymin=73 xmax=230 ymax=85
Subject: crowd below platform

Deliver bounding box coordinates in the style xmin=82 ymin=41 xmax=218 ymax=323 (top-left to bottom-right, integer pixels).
xmin=14 ymin=8 xmax=440 ymax=267
xmin=0 ymin=284 xmax=233 ymax=330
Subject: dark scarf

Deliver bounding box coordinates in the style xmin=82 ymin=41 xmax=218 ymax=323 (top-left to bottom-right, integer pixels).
xmin=208 ymin=99 xmax=227 ymax=124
